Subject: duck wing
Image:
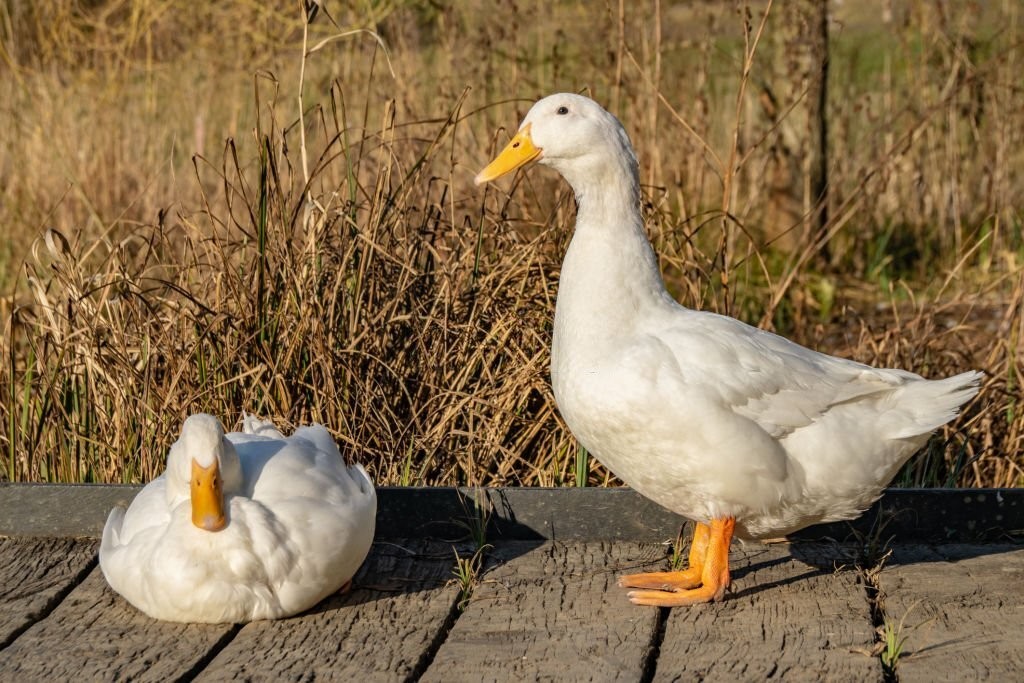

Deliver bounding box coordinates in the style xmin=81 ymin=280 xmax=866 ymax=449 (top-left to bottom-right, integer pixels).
xmin=658 ymin=309 xmax=978 ymax=443
xmin=229 ymin=425 xmax=377 ymax=615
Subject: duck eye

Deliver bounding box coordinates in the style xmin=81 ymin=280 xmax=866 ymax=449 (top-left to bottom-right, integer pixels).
xmin=556 ymin=106 xmax=569 ymax=115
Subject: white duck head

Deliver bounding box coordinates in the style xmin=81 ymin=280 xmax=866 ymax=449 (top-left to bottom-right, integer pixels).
xmin=165 ymin=414 xmax=244 ymax=531
xmin=475 ymin=93 xmax=639 ymax=205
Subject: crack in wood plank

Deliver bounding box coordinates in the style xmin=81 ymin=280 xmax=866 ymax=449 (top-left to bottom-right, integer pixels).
xmin=0 ymin=567 xmax=236 ymax=680
xmin=878 ymin=544 xmax=1024 ymax=682
xmin=653 ymin=542 xmax=879 ymax=682
xmin=1 ymin=534 xmax=1019 ymax=681
xmin=421 ymin=541 xmax=666 ymax=682
xmin=195 ymin=539 xmax=465 ymax=682
xmin=0 ymin=537 xmax=98 ymax=649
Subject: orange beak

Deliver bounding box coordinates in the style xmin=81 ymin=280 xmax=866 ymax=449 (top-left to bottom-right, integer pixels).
xmin=191 ymin=458 xmax=226 ymax=531
xmin=475 ymin=123 xmax=542 ymax=185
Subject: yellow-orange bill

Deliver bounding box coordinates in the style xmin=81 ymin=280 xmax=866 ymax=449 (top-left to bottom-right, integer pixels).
xmin=191 ymin=458 xmax=226 ymax=531
xmin=474 ymin=123 xmax=541 ymax=185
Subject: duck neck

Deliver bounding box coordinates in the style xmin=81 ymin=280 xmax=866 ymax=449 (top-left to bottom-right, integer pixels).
xmin=553 ymin=161 xmax=668 ymax=353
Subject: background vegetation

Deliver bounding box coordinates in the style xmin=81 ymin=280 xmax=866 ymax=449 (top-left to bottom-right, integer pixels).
xmin=1 ymin=1 xmax=1021 ymax=487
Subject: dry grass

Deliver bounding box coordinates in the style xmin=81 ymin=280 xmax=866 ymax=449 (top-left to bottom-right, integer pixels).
xmin=1 ymin=1 xmax=1021 ymax=486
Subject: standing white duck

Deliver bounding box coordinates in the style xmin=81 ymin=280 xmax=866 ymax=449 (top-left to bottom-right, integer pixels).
xmin=99 ymin=413 xmax=376 ymax=622
xmin=475 ymin=93 xmax=981 ymax=606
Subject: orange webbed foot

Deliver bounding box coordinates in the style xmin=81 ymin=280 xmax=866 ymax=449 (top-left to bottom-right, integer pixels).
xmin=618 ymin=567 xmax=703 ymax=591
xmin=627 ymin=582 xmax=726 ymax=606
xmin=623 ymin=517 xmax=735 ymax=607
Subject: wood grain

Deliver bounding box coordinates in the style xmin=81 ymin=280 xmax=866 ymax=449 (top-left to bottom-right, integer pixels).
xmin=881 ymin=544 xmax=1024 ymax=682
xmin=422 ymin=541 xmax=666 ymax=682
xmin=196 ymin=539 xmax=462 ymax=682
xmin=0 ymin=567 xmax=235 ymax=680
xmin=0 ymin=537 xmax=97 ymax=648
xmin=2 ymin=501 xmax=1021 ymax=681
xmin=653 ymin=542 xmax=879 ymax=682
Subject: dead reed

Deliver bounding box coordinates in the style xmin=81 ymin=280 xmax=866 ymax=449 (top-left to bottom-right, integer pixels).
xmin=1 ymin=1 xmax=1021 ymax=486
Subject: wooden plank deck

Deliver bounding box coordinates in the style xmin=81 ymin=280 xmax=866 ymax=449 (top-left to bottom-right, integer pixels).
xmin=0 ymin=486 xmax=1022 ymax=681
xmin=423 ymin=541 xmax=664 ymax=682
xmin=654 ymin=543 xmax=877 ymax=682
xmin=879 ymin=544 xmax=1024 ymax=683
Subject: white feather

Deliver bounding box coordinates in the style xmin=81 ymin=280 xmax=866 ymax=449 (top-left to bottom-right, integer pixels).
xmin=99 ymin=414 xmax=376 ymax=623
xmin=513 ymin=93 xmax=980 ymax=538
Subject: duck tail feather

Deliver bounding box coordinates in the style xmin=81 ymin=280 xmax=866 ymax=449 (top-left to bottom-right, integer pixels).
xmin=890 ymin=370 xmax=983 ymax=439
xmin=242 ymin=413 xmax=284 ymax=438
xmin=292 ymin=424 xmax=342 ymax=460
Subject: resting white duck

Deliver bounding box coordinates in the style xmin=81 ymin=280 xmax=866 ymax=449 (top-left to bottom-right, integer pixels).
xmin=475 ymin=93 xmax=981 ymax=607
xmin=99 ymin=413 xmax=376 ymax=623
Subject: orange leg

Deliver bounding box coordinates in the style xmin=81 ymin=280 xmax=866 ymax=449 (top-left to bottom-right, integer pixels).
xmin=619 ymin=521 xmax=711 ymax=590
xmin=626 ymin=517 xmax=735 ymax=606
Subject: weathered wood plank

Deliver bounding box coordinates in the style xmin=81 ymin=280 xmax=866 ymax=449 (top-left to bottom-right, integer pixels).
xmin=422 ymin=541 xmax=665 ymax=682
xmin=881 ymin=544 xmax=1024 ymax=682
xmin=196 ymin=539 xmax=462 ymax=682
xmin=0 ymin=484 xmax=139 ymax=537
xmin=5 ymin=485 xmax=1023 ymax=543
xmin=0 ymin=537 xmax=97 ymax=648
xmin=654 ymin=542 xmax=878 ymax=682
xmin=0 ymin=567 xmax=235 ymax=680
